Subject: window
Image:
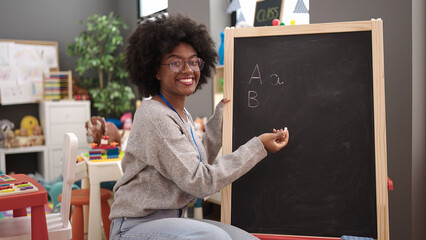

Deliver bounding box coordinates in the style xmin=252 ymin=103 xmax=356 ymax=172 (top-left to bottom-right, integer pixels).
xmin=138 ymin=0 xmax=168 ymax=20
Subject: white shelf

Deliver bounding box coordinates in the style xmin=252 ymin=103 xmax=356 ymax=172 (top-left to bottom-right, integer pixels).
xmin=0 ymin=145 xmax=47 ymax=154
xmin=40 ymin=100 xmax=90 ymax=180
xmin=0 ymin=146 xmax=48 ymax=177
xmin=0 ymin=100 xmax=90 ymax=181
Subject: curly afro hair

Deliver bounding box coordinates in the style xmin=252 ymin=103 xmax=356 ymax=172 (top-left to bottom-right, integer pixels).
xmin=125 ymin=14 xmax=218 ymax=98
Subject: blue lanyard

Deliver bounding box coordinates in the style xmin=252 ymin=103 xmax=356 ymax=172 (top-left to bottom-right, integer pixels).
xmin=158 ymin=93 xmax=202 ymax=162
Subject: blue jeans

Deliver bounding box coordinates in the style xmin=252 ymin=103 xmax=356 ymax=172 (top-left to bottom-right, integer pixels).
xmin=110 ymin=209 xmax=259 ymax=240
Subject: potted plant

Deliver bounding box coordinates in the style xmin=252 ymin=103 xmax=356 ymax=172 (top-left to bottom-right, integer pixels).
xmin=67 ymin=12 xmax=135 ymax=118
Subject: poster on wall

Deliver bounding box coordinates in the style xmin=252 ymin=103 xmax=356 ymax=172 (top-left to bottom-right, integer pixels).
xmin=0 ymin=42 xmax=10 ymax=65
xmin=10 ymin=43 xmax=58 ymax=69
xmin=0 ymin=40 xmax=58 ymax=105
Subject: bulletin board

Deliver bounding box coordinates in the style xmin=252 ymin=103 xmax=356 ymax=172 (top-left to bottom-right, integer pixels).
xmin=221 ymin=19 xmax=389 ymax=239
xmin=0 ymin=39 xmax=59 ymax=105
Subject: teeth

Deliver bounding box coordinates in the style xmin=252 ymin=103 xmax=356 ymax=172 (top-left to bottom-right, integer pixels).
xmin=180 ymin=79 xmax=192 ymax=83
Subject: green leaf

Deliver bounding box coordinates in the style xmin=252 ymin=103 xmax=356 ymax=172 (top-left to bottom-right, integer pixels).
xmin=67 ymin=11 xmax=129 ymax=85
xmin=88 ymin=81 xmax=135 ymax=117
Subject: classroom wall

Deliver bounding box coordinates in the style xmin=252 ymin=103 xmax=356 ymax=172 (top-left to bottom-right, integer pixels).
xmin=0 ymin=0 xmax=117 ymax=73
xmin=116 ymin=1 xmax=139 ymax=53
xmin=0 ymin=0 xmax=116 ymax=123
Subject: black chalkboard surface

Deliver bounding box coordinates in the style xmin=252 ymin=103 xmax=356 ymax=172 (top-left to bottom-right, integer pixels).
xmin=222 ymin=20 xmax=389 ymax=240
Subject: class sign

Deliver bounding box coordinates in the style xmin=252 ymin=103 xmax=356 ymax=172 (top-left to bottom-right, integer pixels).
xmin=253 ymin=0 xmax=284 ymax=27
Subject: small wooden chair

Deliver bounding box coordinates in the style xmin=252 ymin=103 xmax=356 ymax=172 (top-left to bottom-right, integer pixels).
xmin=0 ymin=133 xmax=78 ymax=239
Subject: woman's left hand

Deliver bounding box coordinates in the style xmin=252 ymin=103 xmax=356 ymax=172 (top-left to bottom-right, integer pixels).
xmin=221 ymin=98 xmax=231 ymax=104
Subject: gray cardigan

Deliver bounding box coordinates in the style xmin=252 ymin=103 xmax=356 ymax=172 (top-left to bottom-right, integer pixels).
xmin=109 ymin=99 xmax=267 ymax=219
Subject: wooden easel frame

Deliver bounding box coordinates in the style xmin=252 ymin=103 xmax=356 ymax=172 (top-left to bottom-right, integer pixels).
xmin=221 ymin=19 xmax=389 ymax=240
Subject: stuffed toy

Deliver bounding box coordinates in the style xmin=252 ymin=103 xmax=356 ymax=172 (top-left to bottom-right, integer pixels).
xmin=0 ymin=119 xmax=15 ymax=148
xmin=19 ymin=115 xmax=39 ymax=136
xmin=5 ymin=130 xmax=19 ymax=148
xmin=28 ymin=127 xmax=44 ymax=146
xmin=33 ymin=125 xmax=43 ymax=136
xmin=2 ymin=117 xmax=44 ymax=148
xmin=85 ymin=116 xmax=121 ymax=147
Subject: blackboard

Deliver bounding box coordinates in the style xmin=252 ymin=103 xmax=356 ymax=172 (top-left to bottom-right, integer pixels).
xmin=253 ymin=0 xmax=284 ymax=27
xmin=221 ymin=20 xmax=389 ymax=240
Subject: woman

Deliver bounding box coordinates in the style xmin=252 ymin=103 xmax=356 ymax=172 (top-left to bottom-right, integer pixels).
xmin=109 ymin=14 xmax=290 ymax=240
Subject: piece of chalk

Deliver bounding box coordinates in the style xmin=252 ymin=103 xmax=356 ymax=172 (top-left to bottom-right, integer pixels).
xmin=341 ymin=236 xmax=373 ymax=240
xmin=284 ymin=127 xmax=288 ymax=131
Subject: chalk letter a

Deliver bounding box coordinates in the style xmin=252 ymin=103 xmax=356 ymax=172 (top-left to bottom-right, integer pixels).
xmin=248 ymin=64 xmax=262 ymax=85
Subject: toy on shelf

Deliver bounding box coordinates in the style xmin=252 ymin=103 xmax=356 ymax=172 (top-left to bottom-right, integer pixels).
xmin=72 ymin=76 xmax=90 ymax=101
xmin=218 ymin=31 xmax=224 ymax=65
xmin=20 ymin=115 xmax=39 ymax=136
xmin=3 ymin=116 xmax=44 ymax=148
xmin=0 ymin=119 xmax=15 ymax=148
xmin=43 ymin=70 xmax=72 ymax=100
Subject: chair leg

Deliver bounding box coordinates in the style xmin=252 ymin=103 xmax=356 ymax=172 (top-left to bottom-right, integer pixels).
xmin=71 ymin=205 xmax=84 ymax=240
xmin=69 ymin=206 xmax=73 ymax=221
xmin=101 ymin=200 xmax=111 ymax=239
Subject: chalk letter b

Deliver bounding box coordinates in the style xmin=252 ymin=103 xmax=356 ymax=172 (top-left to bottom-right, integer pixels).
xmin=248 ymin=90 xmax=259 ymax=108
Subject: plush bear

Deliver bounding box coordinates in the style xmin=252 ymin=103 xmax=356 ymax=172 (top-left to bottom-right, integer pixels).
xmin=0 ymin=119 xmax=15 ymax=148
xmin=33 ymin=125 xmax=43 ymax=136
xmin=4 ymin=130 xmax=19 ymax=148
xmin=28 ymin=125 xmax=44 ymax=146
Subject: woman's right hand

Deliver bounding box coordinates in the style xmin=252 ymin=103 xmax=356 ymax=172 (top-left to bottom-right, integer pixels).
xmin=258 ymin=128 xmax=290 ymax=153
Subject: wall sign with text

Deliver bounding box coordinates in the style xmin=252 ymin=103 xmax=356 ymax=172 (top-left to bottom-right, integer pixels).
xmin=254 ymin=0 xmax=284 ymax=26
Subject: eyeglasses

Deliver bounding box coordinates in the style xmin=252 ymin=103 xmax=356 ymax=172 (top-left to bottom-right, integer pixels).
xmin=160 ymin=57 xmax=204 ymax=73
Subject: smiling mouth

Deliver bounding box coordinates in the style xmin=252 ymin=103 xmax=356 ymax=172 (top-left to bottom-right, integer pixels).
xmin=178 ymin=78 xmax=194 ymax=85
